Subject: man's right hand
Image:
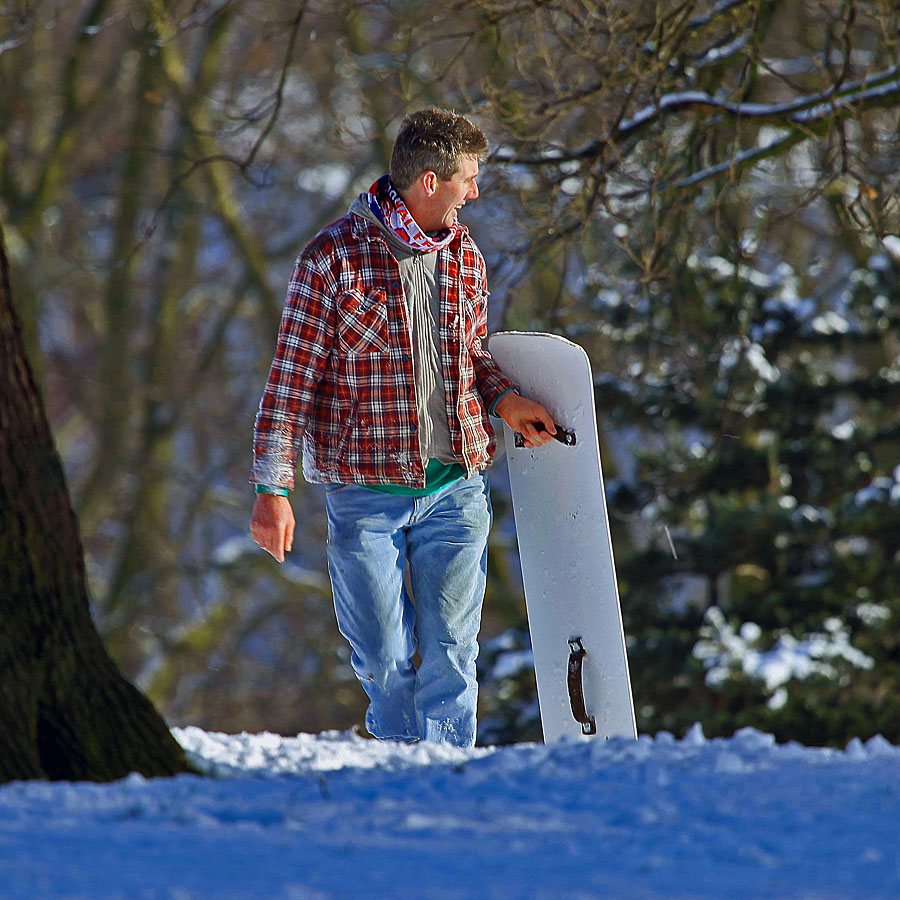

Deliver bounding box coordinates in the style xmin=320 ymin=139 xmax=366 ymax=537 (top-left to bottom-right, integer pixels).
xmin=250 ymin=493 xmax=295 ymax=563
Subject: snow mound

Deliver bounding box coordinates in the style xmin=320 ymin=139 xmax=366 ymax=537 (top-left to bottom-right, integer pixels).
xmin=1 ymin=726 xmax=898 ymax=900
xmin=174 ymin=722 xmax=900 ymax=781
xmin=174 ymin=725 xmax=491 ymax=777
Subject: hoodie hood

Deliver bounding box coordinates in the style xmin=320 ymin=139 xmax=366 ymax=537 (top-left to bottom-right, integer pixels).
xmin=349 ymin=193 xmax=415 ymax=258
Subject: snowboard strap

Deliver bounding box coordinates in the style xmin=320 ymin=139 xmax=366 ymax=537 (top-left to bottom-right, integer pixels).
xmin=567 ymin=637 xmax=597 ymax=735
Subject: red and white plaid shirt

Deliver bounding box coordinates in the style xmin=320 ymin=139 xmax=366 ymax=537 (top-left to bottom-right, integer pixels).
xmin=251 ymin=211 xmax=516 ymax=490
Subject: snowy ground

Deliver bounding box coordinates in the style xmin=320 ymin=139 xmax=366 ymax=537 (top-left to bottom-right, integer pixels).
xmin=1 ymin=726 xmax=898 ymax=900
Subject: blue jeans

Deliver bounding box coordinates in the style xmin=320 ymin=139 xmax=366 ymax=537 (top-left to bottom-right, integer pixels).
xmin=324 ymin=474 xmax=491 ymax=747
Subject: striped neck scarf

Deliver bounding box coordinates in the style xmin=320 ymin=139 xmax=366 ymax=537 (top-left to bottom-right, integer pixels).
xmin=366 ymin=175 xmax=458 ymax=253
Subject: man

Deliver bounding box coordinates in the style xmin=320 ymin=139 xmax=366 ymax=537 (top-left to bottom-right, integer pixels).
xmin=250 ymin=108 xmax=555 ymax=747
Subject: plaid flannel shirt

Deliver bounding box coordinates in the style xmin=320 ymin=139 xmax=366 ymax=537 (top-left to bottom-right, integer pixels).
xmin=251 ymin=211 xmax=517 ymax=490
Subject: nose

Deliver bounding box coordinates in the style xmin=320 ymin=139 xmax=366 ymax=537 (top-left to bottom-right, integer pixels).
xmin=467 ymin=179 xmax=479 ymax=200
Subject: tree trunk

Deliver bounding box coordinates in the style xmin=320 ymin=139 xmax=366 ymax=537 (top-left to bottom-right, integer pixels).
xmin=0 ymin=223 xmax=194 ymax=782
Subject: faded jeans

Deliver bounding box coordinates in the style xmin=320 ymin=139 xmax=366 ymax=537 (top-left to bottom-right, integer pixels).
xmin=324 ymin=473 xmax=491 ymax=747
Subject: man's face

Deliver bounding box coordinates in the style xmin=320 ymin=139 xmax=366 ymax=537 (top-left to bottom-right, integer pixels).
xmin=425 ymin=154 xmax=480 ymax=231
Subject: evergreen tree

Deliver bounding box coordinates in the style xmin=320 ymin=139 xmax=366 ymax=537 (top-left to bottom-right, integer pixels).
xmin=595 ymin=243 xmax=900 ymax=744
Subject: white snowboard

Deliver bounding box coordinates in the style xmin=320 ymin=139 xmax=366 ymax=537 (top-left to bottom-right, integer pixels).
xmin=488 ymin=331 xmax=637 ymax=743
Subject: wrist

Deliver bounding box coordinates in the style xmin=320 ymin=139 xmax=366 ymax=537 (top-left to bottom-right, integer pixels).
xmin=490 ymin=387 xmax=520 ymax=417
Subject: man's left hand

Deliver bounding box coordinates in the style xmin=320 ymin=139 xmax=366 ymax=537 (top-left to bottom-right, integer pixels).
xmin=495 ymin=392 xmax=557 ymax=448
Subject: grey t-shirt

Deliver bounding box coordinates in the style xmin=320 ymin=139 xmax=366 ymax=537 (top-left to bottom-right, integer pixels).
xmin=349 ymin=196 xmax=456 ymax=465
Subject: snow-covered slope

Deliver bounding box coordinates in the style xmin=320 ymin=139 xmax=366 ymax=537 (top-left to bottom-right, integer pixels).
xmin=0 ymin=726 xmax=897 ymax=899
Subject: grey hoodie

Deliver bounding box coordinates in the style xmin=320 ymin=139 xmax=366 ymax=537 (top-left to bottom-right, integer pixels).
xmin=349 ymin=194 xmax=456 ymax=465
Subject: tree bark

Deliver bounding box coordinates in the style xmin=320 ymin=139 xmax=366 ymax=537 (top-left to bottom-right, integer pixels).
xmin=0 ymin=223 xmax=193 ymax=782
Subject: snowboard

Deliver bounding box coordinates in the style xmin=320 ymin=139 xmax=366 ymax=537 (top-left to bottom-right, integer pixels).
xmin=488 ymin=331 xmax=637 ymax=743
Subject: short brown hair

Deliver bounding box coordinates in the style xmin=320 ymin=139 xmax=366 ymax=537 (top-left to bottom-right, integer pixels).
xmin=390 ymin=108 xmax=489 ymax=190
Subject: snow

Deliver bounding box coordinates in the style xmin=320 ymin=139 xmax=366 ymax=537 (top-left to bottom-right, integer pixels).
xmin=856 ymin=602 xmax=891 ymax=626
xmin=745 ymin=342 xmax=780 ymax=383
xmin=694 ymin=608 xmax=875 ymax=698
xmin=831 ymin=420 xmax=857 ymax=441
xmin=2 ymin=727 xmax=899 ymax=899
xmin=694 ymin=32 xmax=749 ymax=67
xmin=490 ymin=648 xmax=535 ymax=681
xmin=810 ymin=310 xmax=851 ymax=335
xmin=718 ymin=338 xmax=780 ymax=383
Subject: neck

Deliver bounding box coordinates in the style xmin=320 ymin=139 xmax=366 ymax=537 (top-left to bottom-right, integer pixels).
xmin=398 ymin=189 xmax=433 ymax=233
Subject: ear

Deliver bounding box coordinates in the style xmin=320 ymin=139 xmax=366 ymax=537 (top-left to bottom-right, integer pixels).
xmin=421 ymin=170 xmax=438 ymax=196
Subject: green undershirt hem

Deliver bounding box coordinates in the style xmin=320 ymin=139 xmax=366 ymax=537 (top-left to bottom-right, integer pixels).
xmin=361 ymin=458 xmax=465 ymax=497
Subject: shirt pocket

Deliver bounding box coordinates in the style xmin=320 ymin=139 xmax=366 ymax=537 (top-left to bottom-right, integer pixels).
xmin=462 ymin=285 xmax=487 ymax=345
xmin=337 ymin=288 xmax=391 ymax=354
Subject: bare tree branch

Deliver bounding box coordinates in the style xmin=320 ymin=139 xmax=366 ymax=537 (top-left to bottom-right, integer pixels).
xmin=686 ymin=0 xmax=761 ymax=31
xmin=493 ymin=65 xmax=900 ymax=166
xmin=241 ymin=1 xmax=309 ymax=172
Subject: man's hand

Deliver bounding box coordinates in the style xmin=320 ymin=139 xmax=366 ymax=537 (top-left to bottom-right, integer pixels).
xmin=250 ymin=493 xmax=295 ymax=563
xmin=495 ymin=392 xmax=557 ymax=449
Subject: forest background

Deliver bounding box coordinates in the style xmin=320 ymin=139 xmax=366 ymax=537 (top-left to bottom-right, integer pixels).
xmin=2 ymin=0 xmax=899 ymax=748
